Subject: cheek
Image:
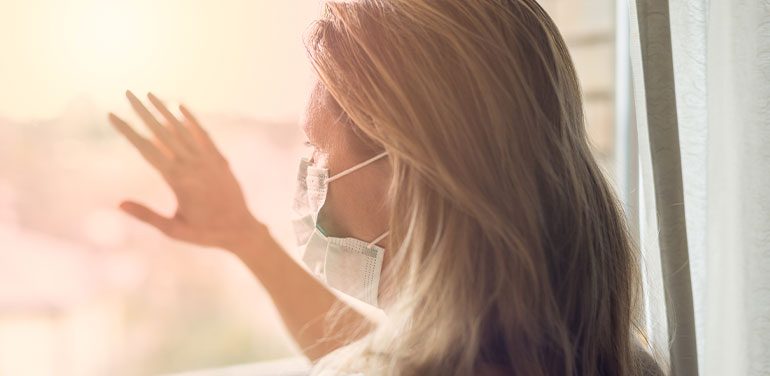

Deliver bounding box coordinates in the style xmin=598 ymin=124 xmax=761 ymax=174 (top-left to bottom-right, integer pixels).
xmin=319 ymin=172 xmax=385 ymax=239
xmin=318 ymin=183 xmax=351 ymax=236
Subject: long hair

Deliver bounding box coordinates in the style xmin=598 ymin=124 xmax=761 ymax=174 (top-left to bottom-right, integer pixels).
xmin=302 ymin=0 xmax=648 ymax=374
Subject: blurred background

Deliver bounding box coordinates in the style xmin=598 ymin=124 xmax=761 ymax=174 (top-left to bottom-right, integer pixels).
xmin=0 ymin=0 xmax=623 ymax=375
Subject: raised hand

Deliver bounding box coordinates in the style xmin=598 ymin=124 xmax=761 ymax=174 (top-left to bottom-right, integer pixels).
xmin=108 ymin=90 xmax=264 ymax=251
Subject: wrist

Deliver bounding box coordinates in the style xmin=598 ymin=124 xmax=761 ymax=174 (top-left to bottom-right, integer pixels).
xmin=224 ymin=217 xmax=274 ymax=257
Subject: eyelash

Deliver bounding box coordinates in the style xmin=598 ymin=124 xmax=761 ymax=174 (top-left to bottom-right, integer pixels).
xmin=303 ymin=140 xmax=313 ymax=148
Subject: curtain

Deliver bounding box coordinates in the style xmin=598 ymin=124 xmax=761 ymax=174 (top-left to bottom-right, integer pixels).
xmin=628 ymin=0 xmax=770 ymax=375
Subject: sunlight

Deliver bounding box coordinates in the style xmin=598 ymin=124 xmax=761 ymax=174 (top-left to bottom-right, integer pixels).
xmin=56 ymin=1 xmax=156 ymax=87
xmin=0 ymin=0 xmax=319 ymax=123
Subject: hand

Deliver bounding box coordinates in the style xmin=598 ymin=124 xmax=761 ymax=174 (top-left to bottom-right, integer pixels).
xmin=108 ymin=90 xmax=265 ymax=251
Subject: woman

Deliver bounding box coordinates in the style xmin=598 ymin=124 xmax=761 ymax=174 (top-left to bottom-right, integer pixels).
xmin=108 ymin=0 xmax=664 ymax=375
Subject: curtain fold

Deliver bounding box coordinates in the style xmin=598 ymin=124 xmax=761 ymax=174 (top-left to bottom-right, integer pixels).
xmin=628 ymin=1 xmax=699 ymax=375
xmin=629 ymin=0 xmax=770 ymax=375
xmin=700 ymin=0 xmax=770 ymax=374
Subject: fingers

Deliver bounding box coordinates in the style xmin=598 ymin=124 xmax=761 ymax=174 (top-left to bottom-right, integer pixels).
xmin=125 ymin=90 xmax=192 ymax=161
xmin=119 ymin=201 xmax=179 ymax=238
xmin=109 ymin=112 xmax=171 ymax=171
xmin=147 ymin=92 xmax=200 ymax=155
xmin=178 ymin=104 xmax=226 ymax=161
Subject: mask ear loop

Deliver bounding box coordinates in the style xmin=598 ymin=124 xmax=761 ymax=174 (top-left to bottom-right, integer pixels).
xmin=322 ymin=150 xmax=389 ymax=249
xmin=367 ymin=231 xmax=389 ymax=249
xmin=326 ymin=151 xmax=388 ymax=183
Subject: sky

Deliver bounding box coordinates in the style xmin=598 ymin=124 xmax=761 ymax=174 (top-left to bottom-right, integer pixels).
xmin=0 ymin=0 xmax=323 ymax=123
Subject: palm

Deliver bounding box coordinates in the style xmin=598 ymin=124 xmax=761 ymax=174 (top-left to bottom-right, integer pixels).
xmin=109 ymin=90 xmax=259 ymax=249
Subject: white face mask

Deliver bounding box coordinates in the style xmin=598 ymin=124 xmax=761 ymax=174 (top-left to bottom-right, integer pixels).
xmin=291 ymin=151 xmax=390 ymax=308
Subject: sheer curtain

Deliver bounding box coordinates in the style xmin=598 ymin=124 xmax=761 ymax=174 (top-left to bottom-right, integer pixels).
xmin=628 ymin=0 xmax=770 ymax=375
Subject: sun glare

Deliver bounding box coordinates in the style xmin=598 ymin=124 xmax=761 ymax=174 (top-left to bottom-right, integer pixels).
xmin=0 ymin=0 xmax=318 ymax=122
xmin=57 ymin=1 xmax=156 ymax=85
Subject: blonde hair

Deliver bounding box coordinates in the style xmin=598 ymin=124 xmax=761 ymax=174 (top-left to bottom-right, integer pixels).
xmin=303 ymin=0 xmax=648 ymax=375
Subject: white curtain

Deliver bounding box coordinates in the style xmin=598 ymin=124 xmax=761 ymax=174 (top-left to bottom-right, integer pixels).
xmin=629 ymin=0 xmax=770 ymax=375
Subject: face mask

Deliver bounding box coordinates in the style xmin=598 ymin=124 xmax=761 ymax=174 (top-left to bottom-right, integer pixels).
xmin=291 ymin=150 xmax=390 ymax=307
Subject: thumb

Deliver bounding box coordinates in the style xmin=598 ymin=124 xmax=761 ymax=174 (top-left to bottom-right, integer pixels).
xmin=119 ymin=201 xmax=176 ymax=236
